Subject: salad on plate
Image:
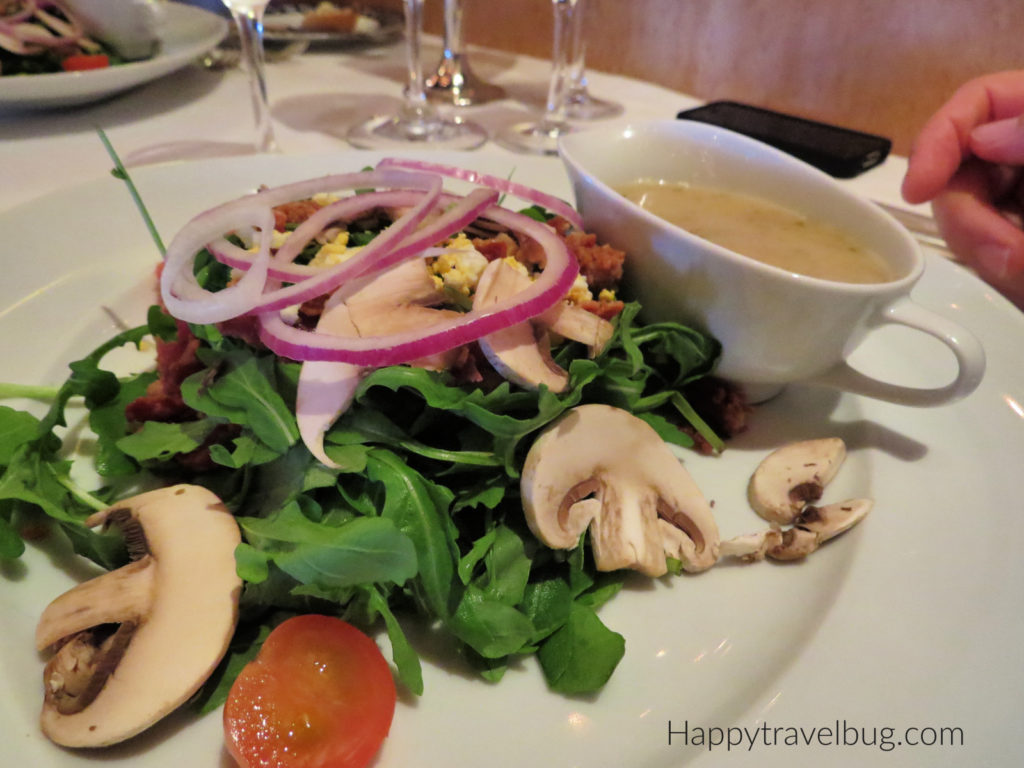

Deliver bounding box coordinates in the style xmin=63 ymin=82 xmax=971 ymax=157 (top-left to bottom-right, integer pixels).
xmin=0 ymin=0 xmax=159 ymax=75
xmin=0 ymin=153 xmax=869 ymax=767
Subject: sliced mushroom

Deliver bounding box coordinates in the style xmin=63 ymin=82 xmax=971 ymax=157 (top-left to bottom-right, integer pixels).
xmin=766 ymin=499 xmax=873 ymax=560
xmin=36 ymin=485 xmax=242 ymax=747
xmin=747 ymin=437 xmax=847 ymax=524
xmin=721 ymin=498 xmax=873 ymax=562
xmin=795 ymin=498 xmax=873 ymax=540
xmin=767 ymin=526 xmax=822 ymax=561
xmin=539 ymin=300 xmax=614 ymax=357
xmin=521 ymin=404 xmax=720 ymax=576
xmin=345 ymin=255 xmax=448 ymax=308
xmin=719 ymin=529 xmax=785 ymax=562
xmin=296 ymin=260 xmax=466 ymax=467
xmin=296 ymin=301 xmax=364 ymax=468
xmin=474 ymin=259 xmax=570 ymax=393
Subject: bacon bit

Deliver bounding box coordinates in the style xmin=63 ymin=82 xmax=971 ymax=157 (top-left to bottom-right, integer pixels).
xmin=272 ymin=199 xmax=323 ymax=231
xmin=125 ymin=320 xmax=202 ymax=424
xmin=548 ymin=216 xmax=574 ymax=237
xmin=297 ymin=294 xmax=329 ymax=330
xmin=218 ymin=315 xmax=262 ymax=347
xmin=687 ymin=378 xmax=751 ymax=440
xmin=580 ymin=298 xmax=625 ymax=320
xmin=500 ymin=217 xmax=625 ymax=292
xmin=175 ymin=424 xmax=243 ymax=473
xmin=565 ymin=231 xmax=624 ymax=291
xmin=472 ymin=232 xmax=517 ymax=262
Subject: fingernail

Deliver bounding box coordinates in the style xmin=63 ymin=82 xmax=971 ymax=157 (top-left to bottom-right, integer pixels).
xmin=975 ymin=244 xmax=1014 ymax=278
xmin=971 ymin=116 xmax=1024 ymax=154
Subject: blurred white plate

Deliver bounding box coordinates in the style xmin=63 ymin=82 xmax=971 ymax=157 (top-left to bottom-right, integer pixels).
xmin=263 ymin=3 xmax=402 ymax=46
xmin=0 ymin=4 xmax=227 ymax=110
xmin=0 ymin=150 xmax=1021 ymax=767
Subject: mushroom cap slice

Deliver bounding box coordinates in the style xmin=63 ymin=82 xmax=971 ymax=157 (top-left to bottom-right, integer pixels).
xmin=474 ymin=259 xmax=570 ymax=393
xmin=719 ymin=529 xmax=785 ymax=562
xmin=521 ymin=404 xmax=720 ymax=576
xmin=36 ymin=484 xmax=242 ymax=747
xmin=795 ymin=498 xmax=872 ymax=541
xmin=725 ymin=498 xmax=872 ymax=563
xmin=296 ymin=301 xmax=364 ymax=468
xmin=539 ymin=300 xmax=614 ymax=357
xmin=296 ymin=260 xmax=466 ymax=467
xmin=747 ymin=438 xmax=847 ymax=524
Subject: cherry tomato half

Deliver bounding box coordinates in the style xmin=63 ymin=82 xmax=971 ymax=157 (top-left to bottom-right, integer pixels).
xmin=61 ymin=54 xmax=110 ymax=72
xmin=224 ymin=615 xmax=396 ymax=768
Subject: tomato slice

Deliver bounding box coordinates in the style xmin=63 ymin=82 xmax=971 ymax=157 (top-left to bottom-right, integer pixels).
xmin=224 ymin=615 xmax=397 ymax=768
xmin=61 ymin=54 xmax=110 ymax=72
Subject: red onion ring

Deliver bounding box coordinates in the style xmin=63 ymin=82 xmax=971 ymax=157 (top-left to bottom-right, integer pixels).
xmin=161 ymin=164 xmax=581 ymax=369
xmin=257 ymin=205 xmax=578 ymax=366
xmin=375 ymin=157 xmax=585 ymax=231
xmin=160 ymin=169 xmax=443 ymax=324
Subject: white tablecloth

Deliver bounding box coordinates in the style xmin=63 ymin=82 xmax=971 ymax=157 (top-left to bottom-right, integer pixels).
xmin=0 ymin=31 xmax=919 ymax=218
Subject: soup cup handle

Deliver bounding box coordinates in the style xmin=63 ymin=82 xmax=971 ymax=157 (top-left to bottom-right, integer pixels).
xmin=808 ymin=297 xmax=986 ymax=407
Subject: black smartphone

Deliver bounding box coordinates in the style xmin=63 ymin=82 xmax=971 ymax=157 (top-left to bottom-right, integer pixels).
xmin=676 ymin=100 xmax=891 ymax=178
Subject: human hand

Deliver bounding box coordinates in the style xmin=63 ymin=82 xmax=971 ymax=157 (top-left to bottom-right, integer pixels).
xmin=902 ymin=69 xmax=1024 ymax=309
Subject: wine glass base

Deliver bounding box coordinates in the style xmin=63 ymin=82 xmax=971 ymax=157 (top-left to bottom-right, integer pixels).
xmin=498 ymin=119 xmax=573 ymax=155
xmin=347 ymin=113 xmax=488 ymax=150
xmin=426 ymin=56 xmax=506 ymax=107
xmin=565 ymin=91 xmax=623 ymax=120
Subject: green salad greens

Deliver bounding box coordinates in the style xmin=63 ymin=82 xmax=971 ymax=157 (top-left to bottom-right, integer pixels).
xmin=0 ymin=162 xmax=726 ymax=709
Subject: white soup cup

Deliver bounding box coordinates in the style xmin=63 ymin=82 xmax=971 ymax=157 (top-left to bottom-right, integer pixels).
xmin=558 ymin=120 xmax=985 ymax=405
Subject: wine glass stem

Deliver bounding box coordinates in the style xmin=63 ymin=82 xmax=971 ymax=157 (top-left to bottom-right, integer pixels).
xmin=443 ymin=0 xmax=465 ymax=61
xmin=230 ymin=5 xmax=277 ymax=153
xmin=543 ymin=0 xmax=573 ymax=129
xmin=566 ymin=0 xmax=587 ymax=96
xmin=401 ymin=0 xmax=435 ymax=125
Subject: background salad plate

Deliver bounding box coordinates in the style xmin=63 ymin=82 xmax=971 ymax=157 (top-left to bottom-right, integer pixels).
xmin=0 ymin=3 xmax=227 ymax=110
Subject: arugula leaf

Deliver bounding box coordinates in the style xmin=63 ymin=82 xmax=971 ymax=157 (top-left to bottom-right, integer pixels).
xmin=450 ymin=583 xmax=536 ymax=659
xmin=0 ymin=514 xmax=24 ymax=559
xmin=187 ymin=346 xmax=299 ymax=454
xmin=0 ymin=407 xmax=40 ymax=466
xmin=366 ymin=585 xmax=424 ymax=695
xmin=238 ymin=503 xmax=418 ymax=590
xmin=365 ymin=449 xmax=458 ymax=619
xmin=117 ymin=418 xmax=221 ymax=463
xmin=537 ymin=604 xmax=625 ymax=694
xmin=88 ymin=371 xmax=156 ymax=476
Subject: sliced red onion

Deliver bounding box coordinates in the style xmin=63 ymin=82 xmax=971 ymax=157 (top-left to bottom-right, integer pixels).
xmin=246 ymin=178 xmax=443 ymax=314
xmin=375 ymin=157 xmax=585 ymax=231
xmin=247 ymin=186 xmax=498 ymax=313
xmin=161 ymin=204 xmax=276 ymax=325
xmin=207 ymin=188 xmax=435 ymax=283
xmin=258 ymin=205 xmax=578 ymax=366
xmin=162 ymin=164 xmax=581 ymax=369
xmin=160 ymin=169 xmax=442 ymax=324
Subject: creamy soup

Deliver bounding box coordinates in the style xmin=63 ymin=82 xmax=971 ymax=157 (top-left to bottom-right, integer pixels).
xmin=618 ymin=180 xmax=895 ymax=284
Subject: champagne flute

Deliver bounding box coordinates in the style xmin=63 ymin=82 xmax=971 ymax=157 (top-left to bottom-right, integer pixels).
xmin=425 ymin=0 xmax=505 ymax=106
xmin=563 ymin=0 xmax=621 ymax=119
xmin=498 ymin=0 xmax=573 ymax=154
xmin=222 ymin=0 xmax=278 ymax=153
xmin=347 ymin=0 xmax=488 ymax=149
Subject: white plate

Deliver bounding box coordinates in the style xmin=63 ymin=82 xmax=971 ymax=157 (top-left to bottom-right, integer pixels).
xmin=1 ymin=150 xmax=1021 ymax=767
xmin=263 ymin=3 xmax=403 ymax=46
xmin=0 ymin=4 xmax=227 ymax=110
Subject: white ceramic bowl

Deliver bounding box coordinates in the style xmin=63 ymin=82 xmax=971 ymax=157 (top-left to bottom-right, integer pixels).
xmin=558 ymin=120 xmax=984 ymax=405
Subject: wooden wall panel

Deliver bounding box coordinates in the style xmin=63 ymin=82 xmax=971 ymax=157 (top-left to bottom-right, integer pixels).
xmin=410 ymin=0 xmax=1024 ymax=155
